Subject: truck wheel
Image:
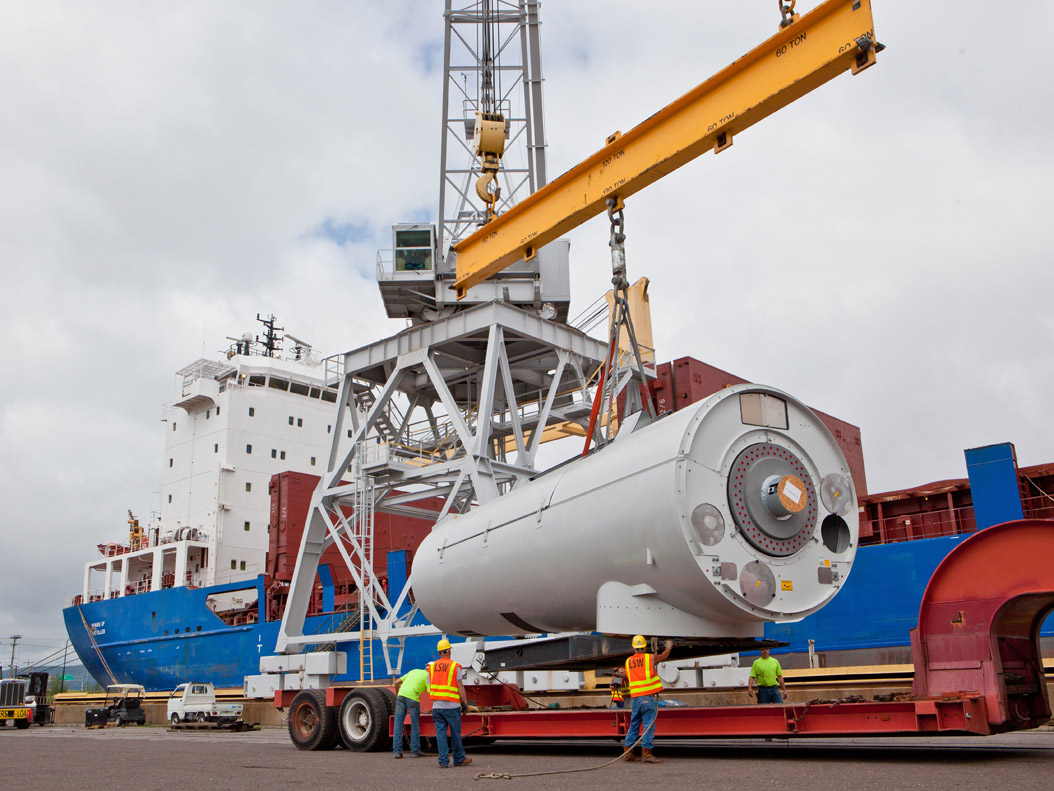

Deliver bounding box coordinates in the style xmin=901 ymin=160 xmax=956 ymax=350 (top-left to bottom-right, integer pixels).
xmin=288 ymin=690 xmax=339 ymax=751
xmin=338 ymin=689 xmax=390 ymax=752
xmin=15 ymin=719 xmax=31 ymax=730
xmin=196 ymin=712 xmax=207 ymax=724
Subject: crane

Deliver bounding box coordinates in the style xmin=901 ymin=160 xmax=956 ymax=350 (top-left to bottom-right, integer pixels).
xmin=452 ymin=0 xmax=880 ymax=297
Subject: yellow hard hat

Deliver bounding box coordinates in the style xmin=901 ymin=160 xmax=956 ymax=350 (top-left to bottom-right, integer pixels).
xmin=631 ymin=635 xmax=647 ymax=649
xmin=437 ymin=638 xmax=452 ymax=652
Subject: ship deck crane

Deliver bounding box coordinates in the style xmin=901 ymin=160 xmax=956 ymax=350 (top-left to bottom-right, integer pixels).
xmin=270 ymin=0 xmax=882 ymax=681
xmin=452 ymin=0 xmax=880 ymax=297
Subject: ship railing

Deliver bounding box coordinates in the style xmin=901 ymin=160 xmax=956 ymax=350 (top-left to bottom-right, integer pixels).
xmin=376 ymin=248 xmax=436 ymax=280
xmin=859 ymin=493 xmax=1054 ymax=546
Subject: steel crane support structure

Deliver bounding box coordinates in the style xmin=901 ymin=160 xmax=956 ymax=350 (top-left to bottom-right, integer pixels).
xmin=453 ymin=0 xmax=879 ymax=296
xmin=275 ymin=302 xmax=608 ymax=668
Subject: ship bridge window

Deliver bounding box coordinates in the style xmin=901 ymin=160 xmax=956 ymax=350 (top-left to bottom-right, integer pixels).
xmin=290 ymin=382 xmax=309 ymax=397
xmin=309 ymin=387 xmax=321 ymax=399
xmin=269 ymin=377 xmax=289 ymax=391
xmin=321 ymin=390 xmax=337 ymax=403
xmin=248 ymin=375 xmax=265 ymax=387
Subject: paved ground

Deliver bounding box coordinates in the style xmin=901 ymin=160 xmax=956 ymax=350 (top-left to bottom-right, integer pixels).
xmin=3 ymin=725 xmax=1053 ymax=790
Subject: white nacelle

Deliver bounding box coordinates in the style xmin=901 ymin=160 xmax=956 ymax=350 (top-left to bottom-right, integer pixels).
xmin=413 ymin=385 xmax=858 ymax=639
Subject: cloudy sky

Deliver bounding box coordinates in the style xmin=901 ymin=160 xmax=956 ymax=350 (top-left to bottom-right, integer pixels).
xmin=2 ymin=1 xmax=1052 ymax=664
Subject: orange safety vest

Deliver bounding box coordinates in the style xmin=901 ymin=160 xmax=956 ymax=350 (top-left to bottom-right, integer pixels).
xmin=611 ymin=677 xmax=629 ymax=703
xmin=625 ymin=652 xmax=663 ymax=697
xmin=427 ymin=658 xmax=461 ymax=703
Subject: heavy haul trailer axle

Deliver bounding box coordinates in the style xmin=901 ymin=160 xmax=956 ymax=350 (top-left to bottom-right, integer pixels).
xmin=278 ymin=520 xmax=1054 ymax=751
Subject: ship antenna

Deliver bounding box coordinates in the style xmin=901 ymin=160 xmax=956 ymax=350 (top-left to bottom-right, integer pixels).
xmin=255 ymin=313 xmax=284 ymax=358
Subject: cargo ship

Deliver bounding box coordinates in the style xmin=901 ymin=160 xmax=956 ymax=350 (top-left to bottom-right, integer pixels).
xmin=63 ymin=334 xmax=1054 ymax=690
xmin=62 ymin=316 xmax=442 ymax=690
xmin=62 ymin=2 xmax=1053 ymax=691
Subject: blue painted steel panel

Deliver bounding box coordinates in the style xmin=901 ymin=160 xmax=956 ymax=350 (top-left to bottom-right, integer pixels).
xmin=63 ymin=575 xmax=437 ymax=691
xmin=765 ymin=532 xmax=1054 ymax=654
xmin=965 ymin=443 xmax=1024 ymax=530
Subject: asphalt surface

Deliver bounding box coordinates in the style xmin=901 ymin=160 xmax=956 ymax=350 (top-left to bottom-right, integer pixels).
xmin=3 ymin=725 xmax=1054 ymax=790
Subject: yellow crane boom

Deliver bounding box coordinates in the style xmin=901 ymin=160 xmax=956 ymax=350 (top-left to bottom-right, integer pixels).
xmin=453 ymin=0 xmax=879 ymax=297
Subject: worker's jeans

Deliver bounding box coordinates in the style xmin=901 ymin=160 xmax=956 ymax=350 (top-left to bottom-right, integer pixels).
xmin=757 ymin=686 xmax=783 ymax=704
xmin=431 ymin=706 xmax=466 ymax=767
xmin=393 ymin=697 xmax=420 ymax=756
xmin=624 ymin=694 xmax=658 ymax=751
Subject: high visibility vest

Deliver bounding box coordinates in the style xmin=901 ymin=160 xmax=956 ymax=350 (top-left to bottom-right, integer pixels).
xmin=611 ymin=677 xmax=629 ymax=703
xmin=427 ymin=658 xmax=461 ymax=703
xmin=625 ymin=652 xmax=663 ymax=697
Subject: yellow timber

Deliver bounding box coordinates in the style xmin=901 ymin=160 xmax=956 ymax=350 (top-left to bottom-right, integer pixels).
xmin=454 ymin=0 xmax=878 ymax=296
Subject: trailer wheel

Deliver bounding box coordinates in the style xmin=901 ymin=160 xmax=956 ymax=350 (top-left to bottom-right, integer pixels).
xmin=338 ymin=689 xmax=390 ymax=752
xmin=15 ymin=719 xmax=30 ymax=730
xmin=288 ymin=690 xmax=339 ymax=751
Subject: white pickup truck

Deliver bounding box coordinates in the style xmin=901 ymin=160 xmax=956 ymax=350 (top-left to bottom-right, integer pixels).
xmin=167 ymin=683 xmax=243 ymax=725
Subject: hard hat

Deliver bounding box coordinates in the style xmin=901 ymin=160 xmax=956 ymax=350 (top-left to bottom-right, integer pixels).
xmin=631 ymin=635 xmax=647 ymax=649
xmin=437 ymin=638 xmax=452 ymax=652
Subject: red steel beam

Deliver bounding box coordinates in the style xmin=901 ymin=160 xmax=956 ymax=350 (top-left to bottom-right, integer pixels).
xmin=410 ymin=695 xmax=991 ymax=739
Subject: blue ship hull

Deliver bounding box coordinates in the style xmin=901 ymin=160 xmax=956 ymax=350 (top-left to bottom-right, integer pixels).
xmin=68 ymin=534 xmax=1054 ymax=691
xmin=63 ymin=576 xmax=436 ymax=691
xmin=765 ymin=533 xmax=1054 ymax=655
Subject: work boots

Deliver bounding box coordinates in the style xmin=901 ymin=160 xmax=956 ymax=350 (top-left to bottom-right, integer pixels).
xmin=623 ymin=750 xmax=640 ymax=762
xmin=641 ymin=749 xmax=663 ymax=763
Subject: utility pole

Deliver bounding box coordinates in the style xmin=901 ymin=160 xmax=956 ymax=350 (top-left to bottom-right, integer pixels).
xmin=9 ymin=635 xmax=21 ymax=678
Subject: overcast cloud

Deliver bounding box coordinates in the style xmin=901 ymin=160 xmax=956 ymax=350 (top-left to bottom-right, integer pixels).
xmin=2 ymin=1 xmax=1051 ymax=664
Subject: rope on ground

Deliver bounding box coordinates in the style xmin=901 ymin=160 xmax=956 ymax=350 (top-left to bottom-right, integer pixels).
xmin=474 ymin=709 xmax=657 ymax=781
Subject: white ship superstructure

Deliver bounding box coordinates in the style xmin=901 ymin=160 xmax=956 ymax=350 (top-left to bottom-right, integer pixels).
xmin=76 ymin=321 xmax=357 ymax=604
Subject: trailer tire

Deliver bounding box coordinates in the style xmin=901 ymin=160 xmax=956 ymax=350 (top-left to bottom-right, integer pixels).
xmin=288 ymin=690 xmax=339 ymax=751
xmin=15 ymin=719 xmax=30 ymax=730
xmin=338 ymin=689 xmax=390 ymax=752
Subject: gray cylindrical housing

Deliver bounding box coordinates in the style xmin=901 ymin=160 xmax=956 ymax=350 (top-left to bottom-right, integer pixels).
xmin=412 ymin=384 xmax=858 ymax=638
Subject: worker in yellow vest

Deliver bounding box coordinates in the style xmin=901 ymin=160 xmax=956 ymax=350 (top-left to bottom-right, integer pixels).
xmin=610 ymin=667 xmax=629 ymax=709
xmin=427 ymin=638 xmax=472 ymax=769
xmin=622 ymin=635 xmax=673 ymax=763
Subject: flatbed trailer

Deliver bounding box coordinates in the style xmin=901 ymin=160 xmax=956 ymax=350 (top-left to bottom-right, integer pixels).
xmin=277 ymin=520 xmax=1054 ymax=751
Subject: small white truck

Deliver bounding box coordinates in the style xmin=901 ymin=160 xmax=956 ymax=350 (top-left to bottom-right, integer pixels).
xmin=167 ymin=683 xmax=243 ymax=725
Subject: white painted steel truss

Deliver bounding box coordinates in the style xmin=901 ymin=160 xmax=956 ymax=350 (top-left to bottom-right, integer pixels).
xmin=275 ymin=302 xmax=607 ymax=673
xmin=438 ymin=0 xmax=547 ymax=257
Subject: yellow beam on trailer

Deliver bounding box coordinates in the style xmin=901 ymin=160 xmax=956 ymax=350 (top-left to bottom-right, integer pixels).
xmin=453 ymin=0 xmax=879 ymax=297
